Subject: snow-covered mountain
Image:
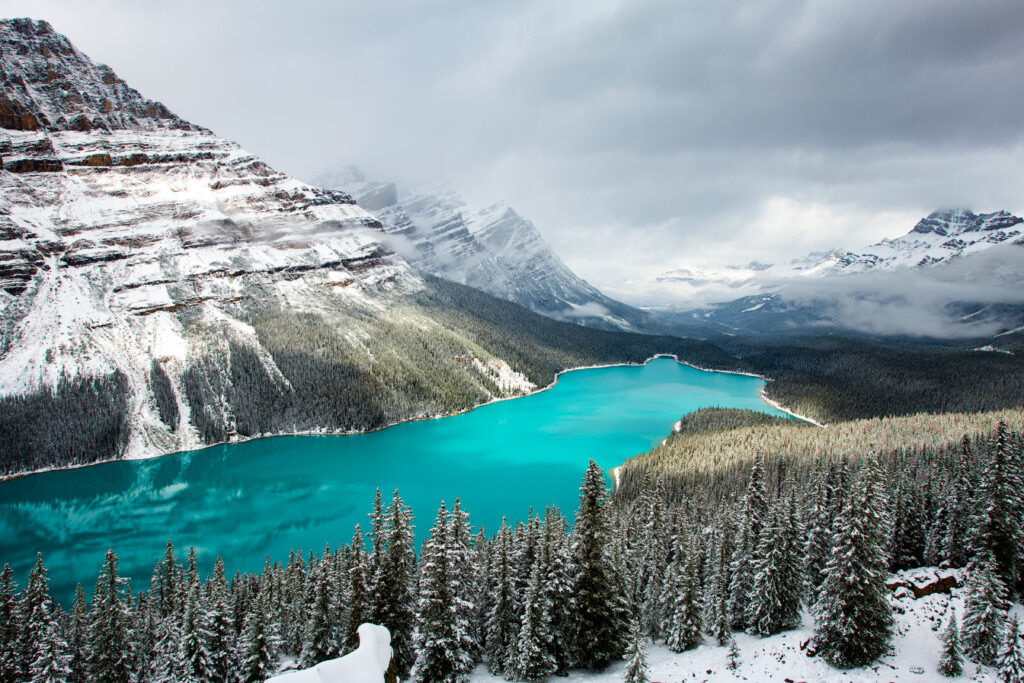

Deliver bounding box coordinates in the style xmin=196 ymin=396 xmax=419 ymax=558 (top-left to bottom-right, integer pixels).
xmin=0 ymin=19 xmax=557 ymax=472
xmin=657 ymin=209 xmax=1024 ymax=339
xmin=312 ymin=165 xmax=654 ymax=332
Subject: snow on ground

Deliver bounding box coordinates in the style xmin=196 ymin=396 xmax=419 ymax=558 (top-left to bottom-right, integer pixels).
xmin=470 ymin=582 xmax=1008 ymax=683
xmin=268 ymin=623 xmax=392 ymax=683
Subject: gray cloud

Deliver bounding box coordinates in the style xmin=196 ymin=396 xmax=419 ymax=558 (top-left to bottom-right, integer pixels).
xmin=8 ymin=0 xmax=1024 ymax=303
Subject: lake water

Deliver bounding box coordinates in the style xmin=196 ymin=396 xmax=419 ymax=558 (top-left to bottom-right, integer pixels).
xmin=0 ymin=357 xmax=786 ymax=601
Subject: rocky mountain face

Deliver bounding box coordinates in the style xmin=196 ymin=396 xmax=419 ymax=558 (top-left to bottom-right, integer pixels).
xmin=0 ymin=20 xmax=554 ymax=473
xmin=663 ymin=209 xmax=1024 ymax=340
xmin=313 ymin=165 xmax=655 ymax=332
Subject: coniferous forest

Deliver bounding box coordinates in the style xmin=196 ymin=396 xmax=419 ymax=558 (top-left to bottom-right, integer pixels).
xmin=1 ymin=419 xmax=1021 ymax=682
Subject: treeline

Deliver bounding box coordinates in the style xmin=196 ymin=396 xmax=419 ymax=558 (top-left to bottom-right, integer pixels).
xmin=2 ymin=420 xmax=1023 ymax=681
xmin=617 ymin=406 xmax=1024 ymax=502
xmin=741 ymin=337 xmax=1024 ymax=424
xmin=0 ymin=372 xmax=130 ymax=476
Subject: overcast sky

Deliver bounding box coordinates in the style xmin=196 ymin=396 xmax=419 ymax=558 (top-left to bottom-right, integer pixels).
xmin=5 ymin=0 xmax=1024 ymax=304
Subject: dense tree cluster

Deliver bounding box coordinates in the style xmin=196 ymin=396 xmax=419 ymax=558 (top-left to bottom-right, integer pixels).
xmin=0 ymin=372 xmax=130 ymax=475
xmin=2 ymin=420 xmax=1021 ymax=680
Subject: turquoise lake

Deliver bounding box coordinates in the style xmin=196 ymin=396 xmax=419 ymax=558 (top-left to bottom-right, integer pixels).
xmin=0 ymin=357 xmax=786 ymax=601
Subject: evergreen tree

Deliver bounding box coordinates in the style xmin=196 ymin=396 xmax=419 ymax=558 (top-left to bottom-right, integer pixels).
xmin=372 ymin=490 xmax=417 ymax=681
xmin=508 ymin=561 xmax=556 ymax=681
xmin=447 ymin=498 xmax=479 ymax=665
xmin=344 ymin=529 xmax=371 ymax=654
xmin=485 ymin=519 xmax=518 ymax=676
xmin=971 ymin=421 xmax=1024 ymax=591
xmin=0 ymin=564 xmax=20 ymax=683
xmin=623 ymin=619 xmax=649 ymax=683
xmin=663 ymin=533 xmax=702 ymax=653
xmin=151 ymin=539 xmax=183 ymax=620
xmin=29 ymin=619 xmax=71 ymax=683
xmin=152 ymin=608 xmax=183 ymax=682
xmin=572 ymin=460 xmax=628 ymax=668
xmin=415 ymin=502 xmax=475 ymax=683
xmin=239 ymin=590 xmax=279 ymax=683
xmin=205 ymin=556 xmax=237 ymax=683
xmin=180 ymin=577 xmax=214 ymax=682
xmin=540 ymin=507 xmax=576 ymax=675
xmin=301 ymin=548 xmax=339 ymax=667
xmin=938 ymin=608 xmax=963 ymax=677
xmin=997 ymin=616 xmax=1024 ymax=683
xmin=747 ymin=493 xmax=801 ymax=636
xmin=962 ymin=547 xmax=1009 ymax=666
xmin=88 ymin=549 xmax=133 ymax=683
xmin=813 ymin=460 xmax=893 ymax=668
xmin=727 ymin=638 xmax=740 ymax=671
xmin=65 ymin=584 xmax=89 ymax=683
xmin=728 ymin=454 xmax=768 ymax=630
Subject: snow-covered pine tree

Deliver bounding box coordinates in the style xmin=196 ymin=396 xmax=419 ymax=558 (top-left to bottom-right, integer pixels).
xmin=448 ymin=498 xmax=479 ymax=666
xmin=344 ymin=529 xmax=371 ymax=654
xmin=508 ymin=560 xmax=556 ymax=681
xmin=180 ymin=576 xmax=214 ymax=682
xmin=205 ymin=555 xmax=236 ymax=683
xmin=623 ymin=618 xmax=649 ymax=683
xmin=367 ymin=487 xmax=385 ymax=600
xmin=281 ymin=549 xmax=308 ymax=656
xmin=238 ymin=589 xmax=279 ymax=683
xmin=0 ymin=563 xmax=19 ymax=683
xmin=65 ymin=584 xmax=89 ymax=683
xmin=572 ymin=460 xmax=628 ymax=668
xmin=803 ymin=474 xmax=831 ymax=603
xmin=664 ymin=531 xmax=702 ymax=652
xmin=638 ymin=487 xmax=671 ymax=639
xmin=747 ymin=492 xmax=801 ymax=636
xmin=540 ymin=506 xmax=575 ymax=675
xmin=997 ymin=615 xmax=1024 ymax=683
xmin=728 ymin=454 xmax=768 ymax=630
xmin=301 ymin=547 xmax=337 ymax=667
xmin=813 ymin=458 xmax=893 ymax=668
xmin=943 ymin=438 xmax=975 ymax=568
xmin=29 ymin=618 xmax=71 ymax=683
xmin=415 ymin=501 xmax=476 ymax=683
xmin=485 ymin=518 xmax=517 ymax=676
xmin=727 ymin=638 xmax=740 ymax=671
xmin=938 ymin=607 xmax=963 ymax=677
xmin=150 ymin=539 xmax=183 ymax=620
xmin=152 ymin=605 xmax=183 ymax=683
xmin=971 ymin=421 xmax=1024 ymax=591
xmin=372 ymin=490 xmax=417 ymax=681
xmin=962 ymin=546 xmax=1009 ymax=666
xmin=88 ymin=549 xmax=133 ymax=683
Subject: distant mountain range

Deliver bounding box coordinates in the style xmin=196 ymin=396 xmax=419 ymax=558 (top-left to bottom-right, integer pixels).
xmin=658 ymin=209 xmax=1024 ymax=340
xmin=311 ymin=165 xmax=656 ymax=332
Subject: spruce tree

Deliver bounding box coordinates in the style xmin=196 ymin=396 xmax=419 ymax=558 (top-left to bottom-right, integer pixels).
xmin=205 ymin=556 xmax=237 ymax=683
xmin=372 ymin=490 xmax=417 ymax=681
xmin=415 ymin=502 xmax=475 ymax=683
xmin=239 ymin=590 xmax=279 ymax=683
xmin=344 ymin=529 xmax=370 ymax=654
xmin=962 ymin=547 xmax=1009 ymax=666
xmin=541 ymin=506 xmax=576 ymax=674
xmin=938 ymin=608 xmax=963 ymax=677
xmin=623 ymin=619 xmax=649 ymax=683
xmin=180 ymin=577 xmax=214 ymax=682
xmin=150 ymin=539 xmax=183 ymax=620
xmin=508 ymin=560 xmax=556 ymax=681
xmin=728 ymin=454 xmax=768 ymax=630
xmin=88 ymin=549 xmax=133 ymax=683
xmin=813 ymin=460 xmax=893 ymax=668
xmin=663 ymin=532 xmax=702 ymax=653
xmin=572 ymin=460 xmax=627 ymax=668
xmin=448 ymin=498 xmax=479 ymax=665
xmin=0 ymin=564 xmax=20 ymax=683
xmin=30 ymin=618 xmax=71 ymax=683
xmin=972 ymin=421 xmax=1024 ymax=591
xmin=66 ymin=584 xmax=89 ymax=683
xmin=727 ymin=638 xmax=740 ymax=671
xmin=747 ymin=493 xmax=801 ymax=636
xmin=152 ymin=607 xmax=183 ymax=682
xmin=485 ymin=519 xmax=518 ymax=675
xmin=997 ymin=616 xmax=1024 ymax=683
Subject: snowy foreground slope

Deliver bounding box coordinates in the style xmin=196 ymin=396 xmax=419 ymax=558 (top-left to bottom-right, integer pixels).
xmin=469 ymin=570 xmax=1008 ymax=683
xmin=312 ymin=165 xmax=653 ymax=333
xmin=269 ymin=624 xmax=392 ymax=683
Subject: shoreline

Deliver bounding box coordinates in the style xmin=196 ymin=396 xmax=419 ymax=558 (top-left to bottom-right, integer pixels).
xmin=0 ymin=353 xmax=801 ymax=484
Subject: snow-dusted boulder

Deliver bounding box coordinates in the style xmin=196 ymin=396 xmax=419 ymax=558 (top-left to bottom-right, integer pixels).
xmin=268 ymin=623 xmax=392 ymax=683
xmin=886 ymin=567 xmax=960 ymax=599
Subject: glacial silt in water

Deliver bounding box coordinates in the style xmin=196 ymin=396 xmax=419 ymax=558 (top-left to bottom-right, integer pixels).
xmin=0 ymin=357 xmax=787 ymax=600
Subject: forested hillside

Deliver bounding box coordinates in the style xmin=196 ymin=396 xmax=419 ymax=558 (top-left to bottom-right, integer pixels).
xmin=2 ymin=420 xmax=1021 ymax=681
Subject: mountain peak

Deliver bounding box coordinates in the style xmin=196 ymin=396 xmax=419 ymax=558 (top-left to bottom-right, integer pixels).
xmin=0 ymin=17 xmax=196 ymax=132
xmin=910 ymin=208 xmax=1022 ymax=237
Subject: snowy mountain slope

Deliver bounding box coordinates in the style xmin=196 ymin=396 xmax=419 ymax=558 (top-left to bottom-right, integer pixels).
xmin=0 ymin=19 xmax=583 ymax=473
xmin=312 ymin=165 xmax=655 ymax=332
xmin=658 ymin=209 xmax=1024 ymax=339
